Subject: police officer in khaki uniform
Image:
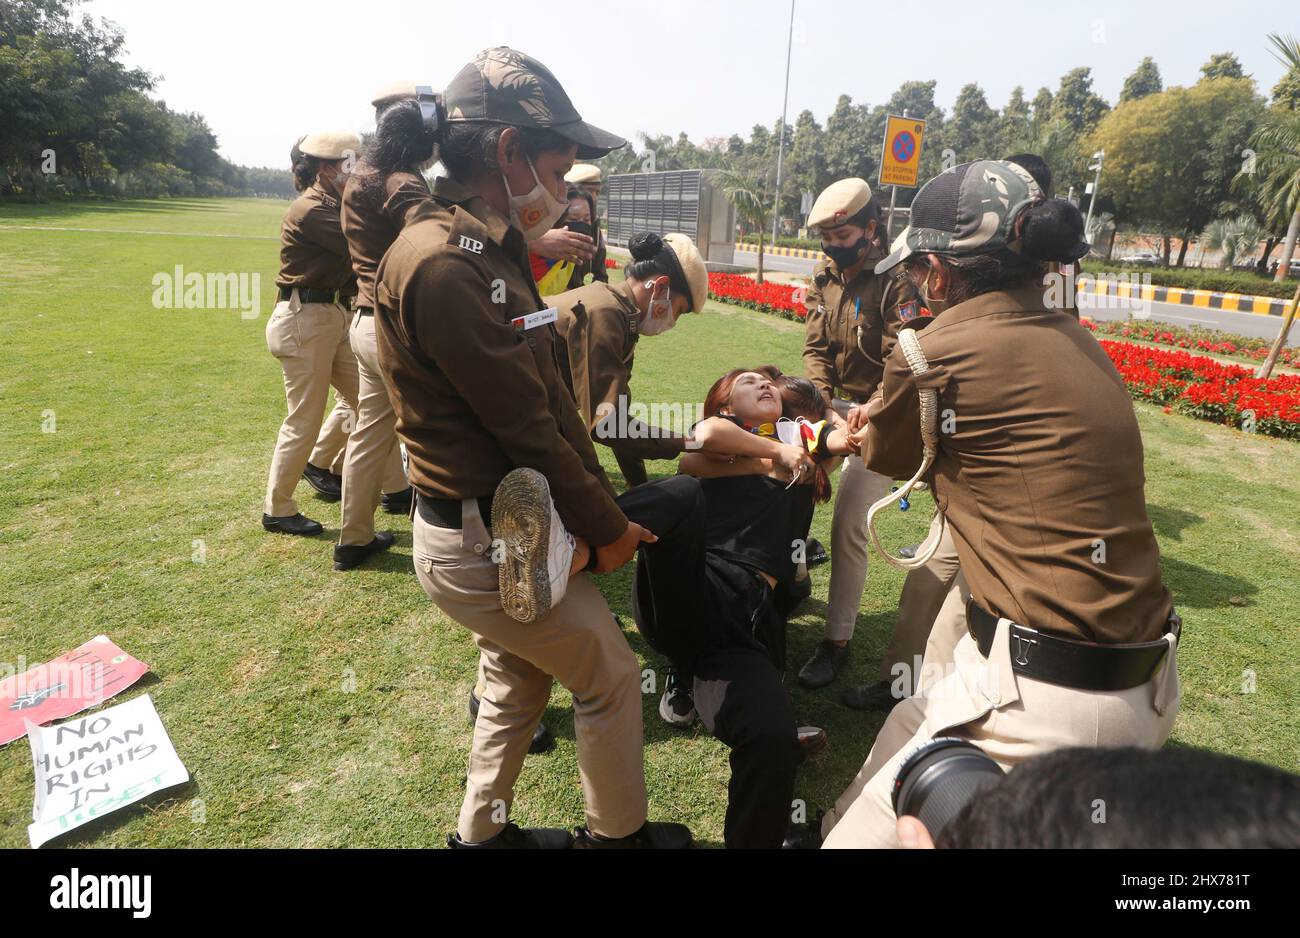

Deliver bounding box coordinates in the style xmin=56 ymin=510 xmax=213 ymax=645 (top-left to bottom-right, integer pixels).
xmin=796 ymin=178 xmax=923 ymax=689
xmin=821 ymin=161 xmax=1180 ymax=848
xmin=262 ymin=130 xmax=363 ymax=536
xmin=374 ymin=47 xmax=691 ymax=850
xmin=332 ymin=84 xmax=438 ymax=570
xmin=548 ymin=231 xmax=708 ymax=488
xmin=563 ymin=162 xmax=608 ymax=287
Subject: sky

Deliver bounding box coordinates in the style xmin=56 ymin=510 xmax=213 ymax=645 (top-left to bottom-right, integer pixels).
xmin=85 ymin=0 xmax=1294 ymax=169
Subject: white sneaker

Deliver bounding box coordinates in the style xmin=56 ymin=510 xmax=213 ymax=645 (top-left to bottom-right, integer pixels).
xmin=493 ymin=468 xmax=576 ymax=624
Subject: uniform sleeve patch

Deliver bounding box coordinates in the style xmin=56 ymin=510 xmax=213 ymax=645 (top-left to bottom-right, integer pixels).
xmin=898 ymin=300 xmax=919 ymax=322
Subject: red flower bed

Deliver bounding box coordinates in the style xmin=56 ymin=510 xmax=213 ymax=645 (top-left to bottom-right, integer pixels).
xmin=708 ymin=272 xmax=807 ymax=320
xmin=704 ymin=273 xmax=1300 ymax=440
xmin=1100 ymin=340 xmax=1300 ymax=440
xmin=604 ymin=258 xmax=618 ymax=269
xmin=1081 ymin=316 xmax=1297 ymax=367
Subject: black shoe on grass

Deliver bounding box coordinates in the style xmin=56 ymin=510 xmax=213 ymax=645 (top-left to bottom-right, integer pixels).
xmin=332 ymin=531 xmax=395 ymax=571
xmin=446 ymin=822 xmax=573 ymax=850
xmin=573 ymin=821 xmax=693 ymax=850
xmin=303 ymin=463 xmax=342 ymax=500
xmin=797 ymin=640 xmax=850 ymax=689
xmin=262 ymin=513 xmax=323 ymax=537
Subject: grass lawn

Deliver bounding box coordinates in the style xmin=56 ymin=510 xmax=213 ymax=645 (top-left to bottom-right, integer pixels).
xmin=1 ymin=197 xmax=1296 ymax=849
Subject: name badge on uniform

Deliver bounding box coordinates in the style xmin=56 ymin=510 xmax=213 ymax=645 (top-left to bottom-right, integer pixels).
xmin=512 ymin=308 xmax=558 ymax=331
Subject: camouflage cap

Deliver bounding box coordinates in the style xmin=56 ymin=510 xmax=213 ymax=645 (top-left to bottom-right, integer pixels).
xmin=874 ymin=160 xmax=1043 ymax=275
xmin=444 ymin=47 xmax=626 ymax=159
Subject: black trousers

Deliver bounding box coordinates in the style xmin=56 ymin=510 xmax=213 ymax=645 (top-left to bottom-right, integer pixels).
xmin=617 ymin=475 xmax=804 ymax=849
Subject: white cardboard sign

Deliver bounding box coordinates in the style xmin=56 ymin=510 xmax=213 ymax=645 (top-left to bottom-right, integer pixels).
xmin=26 ymin=693 xmax=189 ymax=848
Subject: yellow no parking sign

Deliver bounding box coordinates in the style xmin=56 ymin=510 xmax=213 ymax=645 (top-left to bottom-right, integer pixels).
xmin=879 ymin=115 xmax=927 ymax=188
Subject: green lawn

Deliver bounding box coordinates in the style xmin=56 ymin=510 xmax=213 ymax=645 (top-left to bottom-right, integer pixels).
xmin=0 ymin=197 xmax=1296 ymax=849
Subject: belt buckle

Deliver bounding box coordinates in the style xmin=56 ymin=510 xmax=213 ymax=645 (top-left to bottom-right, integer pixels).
xmin=1009 ymin=623 xmax=1040 ymax=668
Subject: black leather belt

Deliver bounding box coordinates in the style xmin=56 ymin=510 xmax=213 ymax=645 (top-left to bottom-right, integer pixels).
xmin=356 ymin=306 xmax=374 ymax=316
xmin=416 ymin=492 xmax=494 ymax=531
xmin=967 ymin=601 xmax=1177 ymax=692
xmin=278 ymin=286 xmax=355 ymax=306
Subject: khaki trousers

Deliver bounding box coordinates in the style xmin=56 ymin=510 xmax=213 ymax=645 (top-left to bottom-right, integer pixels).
xmin=821 ymin=613 xmax=1181 ymax=848
xmin=826 ymin=453 xmax=894 ymax=641
xmin=412 ymin=502 xmax=648 ymax=843
xmin=878 ymin=514 xmax=963 ymax=686
xmin=312 ymin=404 xmax=353 ymax=477
xmin=338 ymin=313 xmax=408 ymax=546
xmin=264 ymin=298 xmax=359 ymax=517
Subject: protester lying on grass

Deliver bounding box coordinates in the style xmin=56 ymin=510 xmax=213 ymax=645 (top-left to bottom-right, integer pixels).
xmin=492 ymin=366 xmax=857 ymax=848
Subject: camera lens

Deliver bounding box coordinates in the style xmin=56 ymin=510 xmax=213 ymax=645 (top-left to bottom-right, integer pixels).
xmin=892 ymin=737 xmax=1005 ymax=841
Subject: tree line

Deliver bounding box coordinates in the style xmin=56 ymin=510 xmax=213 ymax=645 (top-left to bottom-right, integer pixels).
xmin=0 ymin=0 xmax=295 ymax=200
xmin=601 ymin=46 xmax=1300 ymax=278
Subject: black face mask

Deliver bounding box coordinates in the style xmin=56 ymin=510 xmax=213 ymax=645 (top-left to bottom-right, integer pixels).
xmin=824 ymin=236 xmax=870 ymax=272
xmin=565 ymin=221 xmax=594 ymax=239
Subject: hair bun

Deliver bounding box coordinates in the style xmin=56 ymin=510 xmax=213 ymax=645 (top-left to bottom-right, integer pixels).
xmin=629 ymin=232 xmax=664 ymax=262
xmin=1020 ymin=199 xmax=1088 ymax=264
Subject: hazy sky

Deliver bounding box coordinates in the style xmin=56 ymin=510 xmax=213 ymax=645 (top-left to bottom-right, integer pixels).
xmin=85 ymin=0 xmax=1292 ymax=168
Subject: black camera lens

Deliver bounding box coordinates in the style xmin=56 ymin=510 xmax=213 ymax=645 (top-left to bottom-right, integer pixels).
xmin=892 ymin=737 xmax=1005 ymax=841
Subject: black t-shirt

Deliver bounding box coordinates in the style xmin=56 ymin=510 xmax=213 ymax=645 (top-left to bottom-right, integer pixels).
xmin=699 ymin=474 xmax=815 ymax=590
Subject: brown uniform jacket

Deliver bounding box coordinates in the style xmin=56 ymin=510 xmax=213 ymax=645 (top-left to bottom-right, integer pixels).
xmin=550 ymin=280 xmax=685 ymax=487
xmin=278 ymin=183 xmax=357 ymax=292
xmin=341 ymin=166 xmax=435 ymax=310
xmin=859 ymin=286 xmax=1172 ymax=645
xmin=374 ymin=176 xmax=627 ymax=547
xmin=802 ymin=244 xmax=921 ymax=404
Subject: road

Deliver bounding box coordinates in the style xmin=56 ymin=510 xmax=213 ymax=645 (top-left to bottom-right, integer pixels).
xmin=731 ymin=245 xmax=1297 ymax=346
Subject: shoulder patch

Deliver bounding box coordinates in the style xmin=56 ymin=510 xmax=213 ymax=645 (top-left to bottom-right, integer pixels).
xmin=457 ymin=234 xmax=485 ymax=254
xmin=898 ymin=300 xmax=920 ymax=322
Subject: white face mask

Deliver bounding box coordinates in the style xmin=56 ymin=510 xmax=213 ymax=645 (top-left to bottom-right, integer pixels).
xmin=502 ymin=155 xmax=568 ymax=241
xmin=640 ymin=283 xmax=677 ymax=336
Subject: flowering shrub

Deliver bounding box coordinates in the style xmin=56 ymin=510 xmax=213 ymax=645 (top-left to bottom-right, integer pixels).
xmin=704 ymin=273 xmax=1300 ymax=440
xmin=708 ymin=272 xmax=807 ymax=320
xmin=1081 ymin=316 xmax=1297 ymax=368
xmin=604 ymin=257 xmax=618 ymax=269
xmin=1100 ymin=340 xmax=1300 ymax=440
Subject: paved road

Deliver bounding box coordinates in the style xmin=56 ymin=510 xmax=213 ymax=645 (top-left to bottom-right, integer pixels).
xmin=731 ymin=245 xmax=1297 ymax=346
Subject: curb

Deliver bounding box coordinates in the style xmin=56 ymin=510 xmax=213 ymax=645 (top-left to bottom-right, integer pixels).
xmin=732 ymin=243 xmax=1296 ymax=318
xmin=1078 ymin=278 xmax=1295 ymax=318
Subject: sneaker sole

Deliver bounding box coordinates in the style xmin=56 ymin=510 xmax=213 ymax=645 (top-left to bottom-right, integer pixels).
xmin=658 ymin=695 xmax=696 ymax=728
xmin=493 ymin=468 xmax=553 ymax=625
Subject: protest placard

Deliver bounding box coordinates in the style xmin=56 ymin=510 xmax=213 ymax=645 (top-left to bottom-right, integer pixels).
xmin=1 ymin=635 xmax=149 ymax=746
xmin=26 ymin=693 xmax=189 ymax=848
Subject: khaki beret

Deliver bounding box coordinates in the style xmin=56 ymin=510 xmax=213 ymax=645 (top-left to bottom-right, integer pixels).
xmin=299 ymin=130 xmax=362 ymax=161
xmin=565 ymin=163 xmax=603 ymax=186
xmin=808 ymin=178 xmax=873 ymax=230
xmin=664 ymin=233 xmax=709 ymax=314
xmin=371 ymin=81 xmax=421 ymax=110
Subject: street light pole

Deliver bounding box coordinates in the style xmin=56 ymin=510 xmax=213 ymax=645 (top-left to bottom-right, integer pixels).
xmin=771 ymin=0 xmax=795 ymax=243
xmin=1084 ymin=149 xmax=1105 ymax=250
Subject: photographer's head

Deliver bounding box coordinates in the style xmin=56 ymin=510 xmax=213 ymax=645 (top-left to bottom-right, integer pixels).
xmin=624 ymin=232 xmax=708 ymax=335
xmin=440 ymin=47 xmax=625 ymax=240
xmin=809 ymin=178 xmax=885 ymax=273
xmin=898 ymin=745 xmax=1300 ymax=849
xmin=293 ymin=129 xmax=362 ymax=198
xmin=876 ymin=160 xmax=1087 ymax=313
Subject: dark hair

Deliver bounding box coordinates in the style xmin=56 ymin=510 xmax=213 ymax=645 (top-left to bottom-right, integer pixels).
xmin=938 ymin=746 xmax=1300 ymax=849
xmin=561 ymin=185 xmax=595 ymax=228
xmin=703 ymin=365 xmax=784 ymax=420
xmin=1003 ymin=152 xmax=1052 ymax=196
xmin=438 ymin=120 xmax=574 ymax=180
xmin=917 ymin=199 xmax=1086 ymax=304
xmin=292 ymin=154 xmax=325 ymax=193
xmin=363 ymin=99 xmax=438 ymax=179
xmin=777 ymin=375 xmax=832 ymax=503
xmin=625 ymin=232 xmax=692 ymax=302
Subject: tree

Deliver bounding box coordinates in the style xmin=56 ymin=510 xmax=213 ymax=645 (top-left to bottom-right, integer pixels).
xmin=1200 ymin=52 xmax=1246 ymax=81
xmin=1200 ymin=215 xmax=1265 ymax=268
xmin=1120 ymin=57 xmax=1163 ymax=102
xmin=787 ymin=109 xmax=826 ymax=224
xmin=1244 ymin=33 xmax=1300 ymax=284
xmin=823 ymin=94 xmax=874 ymax=184
xmin=716 ymin=169 xmax=772 ymax=283
xmin=1051 ymin=68 xmax=1110 ymax=136
xmin=1086 ymin=77 xmax=1264 ymax=266
xmin=947 ymin=83 xmax=997 ymax=163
